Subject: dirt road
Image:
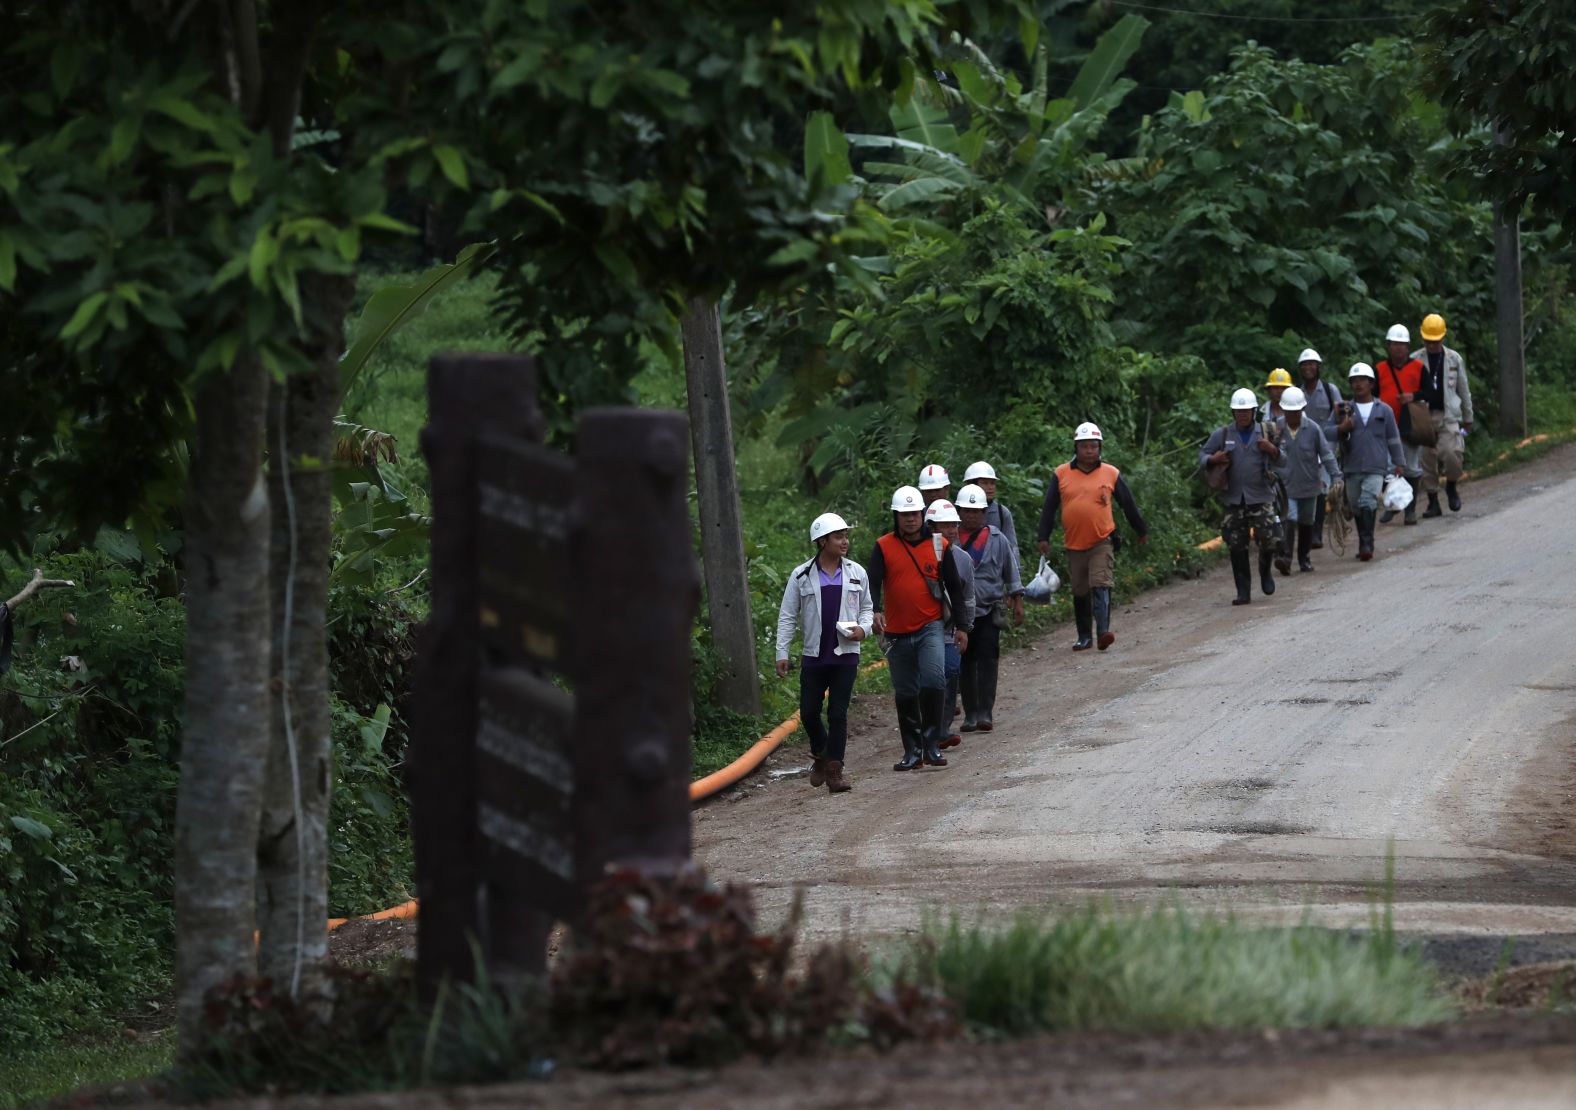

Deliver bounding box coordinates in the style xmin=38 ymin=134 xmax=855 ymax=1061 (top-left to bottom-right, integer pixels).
xmin=696 ymin=445 xmax=1576 ymax=945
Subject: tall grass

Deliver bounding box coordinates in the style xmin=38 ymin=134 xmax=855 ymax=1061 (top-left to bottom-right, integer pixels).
xmin=891 ymin=904 xmax=1455 ymax=1036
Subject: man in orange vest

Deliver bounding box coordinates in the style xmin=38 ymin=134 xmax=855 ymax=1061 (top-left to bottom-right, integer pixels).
xmin=1035 ymin=423 xmax=1148 ymax=651
xmin=869 ymin=485 xmax=971 ymax=771
xmin=1376 ymin=323 xmax=1425 ymax=526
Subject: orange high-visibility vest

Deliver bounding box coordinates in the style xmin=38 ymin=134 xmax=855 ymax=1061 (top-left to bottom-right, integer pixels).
xmin=877 ymin=532 xmax=946 ymax=634
xmin=1054 ymin=462 xmax=1121 ymax=551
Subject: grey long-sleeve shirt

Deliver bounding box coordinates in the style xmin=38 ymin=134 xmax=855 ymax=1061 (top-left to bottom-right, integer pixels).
xmin=984 ymin=499 xmax=1018 ymax=554
xmin=956 ymin=525 xmax=1023 ymax=618
xmin=1330 ymin=400 xmax=1405 ymax=475
xmin=1279 ymin=420 xmax=1341 ymax=499
xmin=1199 ymin=421 xmax=1287 ymax=506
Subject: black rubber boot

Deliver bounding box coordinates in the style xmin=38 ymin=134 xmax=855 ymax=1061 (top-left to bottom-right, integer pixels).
xmin=975 ymin=663 xmax=998 ymax=731
xmin=920 ymin=687 xmax=948 ymax=767
xmin=1357 ymin=508 xmax=1376 ymax=561
xmin=1230 ymin=550 xmax=1252 ymax=605
xmin=1422 ymin=492 xmax=1442 ymax=518
xmin=1447 ymin=480 xmax=1461 ymax=512
xmin=892 ymin=695 xmax=923 ymax=771
xmin=1258 ymin=548 xmax=1276 ymax=595
xmin=1297 ymin=524 xmax=1314 ymax=572
xmin=1403 ymin=477 xmax=1419 ymax=525
xmin=1274 ymin=522 xmax=1292 ymax=576
xmin=942 ymin=671 xmax=961 ymax=748
xmin=959 ymin=663 xmax=979 ymax=732
xmin=1311 ymin=496 xmax=1326 ymax=549
xmin=1072 ymin=594 xmax=1094 ymax=651
xmin=1093 ymin=587 xmax=1115 ymax=650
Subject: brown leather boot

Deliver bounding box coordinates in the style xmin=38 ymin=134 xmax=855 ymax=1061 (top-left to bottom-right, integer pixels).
xmin=810 ymin=756 xmax=826 ymax=787
xmin=824 ymin=760 xmax=851 ymax=793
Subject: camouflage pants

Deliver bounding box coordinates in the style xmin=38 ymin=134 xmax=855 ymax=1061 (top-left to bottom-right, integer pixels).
xmin=1220 ymin=502 xmax=1280 ymax=556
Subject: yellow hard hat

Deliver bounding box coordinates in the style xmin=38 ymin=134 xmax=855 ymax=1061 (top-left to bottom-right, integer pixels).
xmin=1265 ymin=368 xmax=1293 ymax=388
xmin=1420 ymin=313 xmax=1447 ymax=342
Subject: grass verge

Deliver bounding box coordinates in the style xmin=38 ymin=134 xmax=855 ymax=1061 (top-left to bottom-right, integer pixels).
xmin=0 ymin=1031 xmax=172 ymax=1110
xmin=890 ymin=904 xmax=1455 ymax=1037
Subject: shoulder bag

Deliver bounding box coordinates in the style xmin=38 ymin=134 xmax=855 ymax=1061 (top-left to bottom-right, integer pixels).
xmin=1386 ymin=363 xmax=1437 ymax=447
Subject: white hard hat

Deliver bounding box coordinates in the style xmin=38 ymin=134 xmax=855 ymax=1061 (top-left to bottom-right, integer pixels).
xmin=955 ymin=484 xmax=989 ymax=509
xmin=962 ymin=460 xmax=997 ymax=482
xmin=1348 ymin=361 xmax=1376 ymax=380
xmin=809 ymin=512 xmax=850 ymax=543
xmin=1385 ymin=323 xmax=1410 ymax=344
xmin=891 ymin=485 xmax=926 ymax=511
xmin=1229 ymin=387 xmax=1258 ymax=409
xmin=1073 ymin=421 xmax=1103 ymax=442
xmin=924 ymin=499 xmax=960 ymax=524
xmin=1279 ymin=386 xmax=1307 ymax=411
xmin=1297 ymin=348 xmax=1321 ymax=364
xmin=917 ymin=463 xmax=950 ymax=491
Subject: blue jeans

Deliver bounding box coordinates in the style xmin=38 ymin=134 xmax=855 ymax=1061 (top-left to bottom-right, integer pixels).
xmin=884 ymin=620 xmax=945 ymax=698
xmin=943 ymin=639 xmax=961 ymax=679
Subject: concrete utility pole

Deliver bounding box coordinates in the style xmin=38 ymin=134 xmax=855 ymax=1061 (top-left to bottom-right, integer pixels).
xmin=680 ymin=298 xmax=762 ymax=715
xmin=1494 ymin=123 xmax=1527 ymax=437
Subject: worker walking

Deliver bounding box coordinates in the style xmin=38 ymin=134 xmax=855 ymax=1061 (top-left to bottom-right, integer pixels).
xmin=1411 ymin=313 xmax=1474 ymax=516
xmin=1200 ymin=389 xmax=1286 ymax=605
xmin=1036 ymin=423 xmax=1149 ymax=650
xmin=1260 ymin=368 xmax=1296 ymax=575
xmin=774 ymin=513 xmax=873 ymax=794
xmin=963 ymin=460 xmax=1019 ymax=553
xmin=1330 ymin=363 xmax=1406 ymax=562
xmin=1295 ymin=348 xmax=1342 ymax=551
xmin=917 ymin=463 xmax=951 ymax=507
xmin=1276 ymin=387 xmax=1342 ymax=572
xmin=955 ymin=483 xmax=1024 ymax=732
xmin=1375 ymin=324 xmax=1426 ymax=525
xmin=869 ymin=486 xmax=971 ymax=771
xmin=924 ymin=499 xmax=974 ymax=750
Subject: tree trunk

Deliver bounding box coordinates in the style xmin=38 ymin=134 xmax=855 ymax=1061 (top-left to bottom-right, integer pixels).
xmin=174 ymin=354 xmax=273 ymax=1052
xmin=256 ymin=275 xmax=354 ymax=1003
xmin=680 ymin=298 xmax=761 ymax=715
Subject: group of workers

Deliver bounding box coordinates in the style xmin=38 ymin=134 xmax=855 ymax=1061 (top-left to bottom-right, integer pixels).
xmin=1200 ymin=313 xmax=1473 ymax=601
xmin=773 ymin=312 xmax=1473 ymax=794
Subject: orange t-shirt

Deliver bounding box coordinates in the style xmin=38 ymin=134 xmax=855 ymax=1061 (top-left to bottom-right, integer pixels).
xmin=1054 ymin=462 xmax=1121 ymax=551
xmin=876 ymin=532 xmax=946 ymax=634
xmin=1376 ymin=358 xmax=1423 ymax=423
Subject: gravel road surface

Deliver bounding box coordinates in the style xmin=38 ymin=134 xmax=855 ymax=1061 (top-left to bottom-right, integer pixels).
xmin=696 ymin=445 xmax=1576 ymax=945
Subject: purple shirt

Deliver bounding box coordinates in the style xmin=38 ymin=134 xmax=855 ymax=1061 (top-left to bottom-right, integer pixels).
xmin=809 ymin=563 xmax=857 ymax=667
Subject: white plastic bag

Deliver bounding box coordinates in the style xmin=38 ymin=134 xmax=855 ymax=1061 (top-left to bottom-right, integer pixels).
xmin=1024 ymin=556 xmax=1060 ymax=604
xmin=1381 ymin=475 xmax=1413 ymax=512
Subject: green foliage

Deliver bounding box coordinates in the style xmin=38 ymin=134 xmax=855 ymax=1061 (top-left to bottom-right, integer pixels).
xmin=1424 ymin=0 xmax=1576 ymax=241
xmin=0 ymin=550 xmax=417 ymax=1050
xmin=893 ymin=905 xmax=1455 ymax=1035
xmin=1105 ymin=42 xmax=1495 ymax=378
xmin=0 ymin=1029 xmax=173 ymax=1110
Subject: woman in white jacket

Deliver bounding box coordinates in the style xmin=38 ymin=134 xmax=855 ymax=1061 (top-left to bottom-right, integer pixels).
xmin=774 ymin=512 xmax=874 ymax=794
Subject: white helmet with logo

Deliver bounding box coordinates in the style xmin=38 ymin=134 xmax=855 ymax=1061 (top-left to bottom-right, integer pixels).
xmin=1297 ymin=347 xmax=1321 ymax=364
xmin=891 ymin=485 xmax=926 ymax=511
xmin=808 ymin=512 xmax=850 ymax=543
xmin=955 ymin=484 xmax=989 ymax=509
xmin=1348 ymin=361 xmax=1376 ymax=380
xmin=1385 ymin=323 xmax=1410 ymax=344
xmin=1279 ymin=386 xmax=1307 ymax=412
xmin=1073 ymin=421 xmax=1103 ymax=442
xmin=924 ymin=499 xmax=960 ymax=524
xmin=962 ymin=460 xmax=997 ymax=482
xmin=917 ymin=463 xmax=950 ymax=491
xmin=1229 ymin=387 xmax=1258 ymax=409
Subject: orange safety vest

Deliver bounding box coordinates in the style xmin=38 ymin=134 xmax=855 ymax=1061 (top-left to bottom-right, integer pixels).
xmin=1376 ymin=359 xmax=1423 ymax=423
xmin=877 ymin=532 xmax=946 ymax=634
xmin=1055 ymin=461 xmax=1121 ymax=552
